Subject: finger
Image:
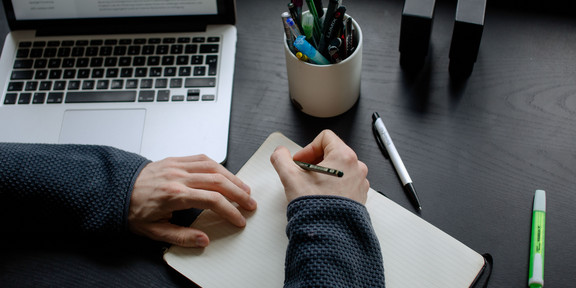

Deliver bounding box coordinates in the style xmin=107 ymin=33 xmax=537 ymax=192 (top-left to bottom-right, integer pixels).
xmin=293 ymin=130 xmax=343 ymax=164
xmin=181 ymin=173 xmax=257 ymax=211
xmin=174 ymin=154 xmax=251 ymax=194
xmin=144 ymin=222 xmax=211 ymax=248
xmin=270 ymin=146 xmax=299 ymax=182
xmin=173 ymin=188 xmax=247 ymax=228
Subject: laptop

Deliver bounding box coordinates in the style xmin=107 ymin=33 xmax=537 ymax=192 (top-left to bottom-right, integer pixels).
xmin=0 ymin=0 xmax=237 ymax=162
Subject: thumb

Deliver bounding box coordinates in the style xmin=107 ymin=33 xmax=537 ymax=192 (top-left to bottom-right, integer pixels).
xmin=147 ymin=222 xmax=210 ymax=248
xmin=270 ymin=146 xmax=297 ymax=181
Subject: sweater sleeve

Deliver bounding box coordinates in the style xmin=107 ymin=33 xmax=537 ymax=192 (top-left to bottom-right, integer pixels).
xmin=0 ymin=143 xmax=150 ymax=233
xmin=284 ymin=195 xmax=386 ymax=288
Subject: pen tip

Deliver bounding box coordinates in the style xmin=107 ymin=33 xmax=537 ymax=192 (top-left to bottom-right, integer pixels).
xmin=372 ymin=112 xmax=380 ymax=121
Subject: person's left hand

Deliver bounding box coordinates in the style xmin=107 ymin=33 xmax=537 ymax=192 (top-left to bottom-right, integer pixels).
xmin=128 ymin=155 xmax=256 ymax=248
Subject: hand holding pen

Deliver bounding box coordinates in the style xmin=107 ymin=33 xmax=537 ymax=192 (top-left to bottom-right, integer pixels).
xmin=270 ymin=130 xmax=369 ymax=204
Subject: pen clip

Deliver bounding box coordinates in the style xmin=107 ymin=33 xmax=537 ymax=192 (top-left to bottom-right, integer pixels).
xmin=372 ymin=123 xmax=389 ymax=159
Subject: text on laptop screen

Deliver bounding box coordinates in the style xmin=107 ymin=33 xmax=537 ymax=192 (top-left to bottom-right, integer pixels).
xmin=12 ymin=0 xmax=218 ymax=20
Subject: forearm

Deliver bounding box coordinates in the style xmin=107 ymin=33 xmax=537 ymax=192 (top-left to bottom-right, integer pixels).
xmin=0 ymin=143 xmax=150 ymax=233
xmin=284 ymin=196 xmax=385 ymax=288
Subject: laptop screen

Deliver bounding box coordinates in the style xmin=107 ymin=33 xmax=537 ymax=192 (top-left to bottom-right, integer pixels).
xmin=11 ymin=0 xmax=218 ymax=20
xmin=2 ymin=0 xmax=235 ymax=33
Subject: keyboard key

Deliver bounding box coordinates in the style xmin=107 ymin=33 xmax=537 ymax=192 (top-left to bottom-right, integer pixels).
xmin=47 ymin=92 xmax=64 ymax=103
xmin=157 ymin=90 xmax=170 ymax=101
xmin=66 ymin=91 xmax=137 ymax=103
xmin=140 ymin=79 xmax=153 ymax=88
xmin=179 ymin=67 xmax=191 ymax=76
xmin=193 ymin=66 xmax=206 ymax=76
xmin=63 ymin=69 xmax=76 ymax=79
xmin=32 ymin=93 xmax=46 ymax=104
xmin=62 ymin=58 xmax=76 ymax=67
xmin=187 ymin=89 xmax=200 ymax=101
xmin=16 ymin=49 xmax=30 ymax=58
xmin=54 ymin=81 xmax=66 ymax=90
xmin=191 ymin=55 xmax=203 ymax=64
xmin=25 ymin=81 xmax=38 ymax=91
xmin=49 ymin=70 xmax=62 ymax=79
xmin=200 ymin=44 xmax=219 ymax=53
xmin=48 ymin=59 xmax=62 ymax=68
xmin=119 ymin=57 xmax=132 ymax=66
xmin=97 ymin=80 xmax=109 ymax=89
xmin=34 ymin=59 xmax=47 ymax=68
xmin=11 ymin=70 xmax=34 ymax=80
xmin=82 ymin=80 xmax=95 ymax=90
xmin=126 ymin=79 xmax=139 ymax=89
xmin=172 ymin=95 xmax=185 ymax=101
xmin=164 ymin=67 xmax=176 ymax=76
xmin=4 ymin=93 xmax=18 ymax=104
xmin=170 ymin=45 xmax=183 ymax=54
xmin=111 ymin=80 xmax=124 ymax=89
xmin=78 ymin=69 xmax=90 ymax=78
xmin=155 ymin=78 xmax=168 ymax=88
xmin=91 ymin=69 xmax=104 ymax=78
xmin=43 ymin=48 xmax=57 ymax=57
xmin=202 ymin=94 xmax=216 ymax=101
xmin=58 ymin=47 xmax=71 ymax=57
xmin=135 ymin=68 xmax=147 ymax=77
xmin=185 ymin=77 xmax=216 ymax=87
xmin=149 ymin=67 xmax=162 ymax=77
xmin=14 ymin=59 xmax=33 ymax=69
xmin=120 ymin=68 xmax=133 ymax=77
xmin=39 ymin=81 xmax=53 ymax=90
xmin=68 ymin=81 xmax=81 ymax=90
xmin=170 ymin=78 xmax=183 ymax=88
xmin=7 ymin=82 xmax=24 ymax=91
xmin=106 ymin=68 xmax=119 ymax=78
xmin=185 ymin=44 xmax=198 ymax=54
xmin=35 ymin=70 xmax=48 ymax=79
xmin=18 ymin=93 xmax=32 ymax=104
xmin=76 ymin=58 xmax=89 ymax=67
xmin=156 ymin=45 xmax=169 ymax=54
xmin=176 ymin=56 xmax=189 ymax=65
xmin=138 ymin=91 xmax=155 ymax=102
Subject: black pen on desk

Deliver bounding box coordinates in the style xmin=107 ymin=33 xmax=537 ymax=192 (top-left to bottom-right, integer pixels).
xmin=294 ymin=160 xmax=344 ymax=177
xmin=372 ymin=112 xmax=422 ymax=212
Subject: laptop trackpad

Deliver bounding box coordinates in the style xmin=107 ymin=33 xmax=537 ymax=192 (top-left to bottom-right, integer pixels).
xmin=59 ymin=109 xmax=146 ymax=154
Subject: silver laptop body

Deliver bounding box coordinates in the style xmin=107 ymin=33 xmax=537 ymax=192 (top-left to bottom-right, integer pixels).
xmin=0 ymin=0 xmax=237 ymax=162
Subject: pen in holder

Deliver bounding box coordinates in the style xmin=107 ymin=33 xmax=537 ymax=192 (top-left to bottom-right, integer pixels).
xmin=284 ymin=12 xmax=363 ymax=118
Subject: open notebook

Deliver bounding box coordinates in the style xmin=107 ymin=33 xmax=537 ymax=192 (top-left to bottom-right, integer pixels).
xmin=164 ymin=132 xmax=486 ymax=287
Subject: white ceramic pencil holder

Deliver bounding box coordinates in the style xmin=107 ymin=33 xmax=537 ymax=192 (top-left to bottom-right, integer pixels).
xmin=284 ymin=15 xmax=362 ymax=118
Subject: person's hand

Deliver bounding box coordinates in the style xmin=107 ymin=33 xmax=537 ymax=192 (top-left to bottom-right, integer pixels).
xmin=128 ymin=154 xmax=256 ymax=248
xmin=270 ymin=130 xmax=369 ymax=204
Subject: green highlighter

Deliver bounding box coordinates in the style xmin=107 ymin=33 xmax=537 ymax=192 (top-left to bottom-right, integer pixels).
xmin=528 ymin=189 xmax=546 ymax=288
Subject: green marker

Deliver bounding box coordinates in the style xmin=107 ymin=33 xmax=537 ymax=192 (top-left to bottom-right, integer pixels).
xmin=528 ymin=189 xmax=546 ymax=288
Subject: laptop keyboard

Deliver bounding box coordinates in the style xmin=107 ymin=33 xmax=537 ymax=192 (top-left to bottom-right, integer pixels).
xmin=3 ymin=36 xmax=220 ymax=105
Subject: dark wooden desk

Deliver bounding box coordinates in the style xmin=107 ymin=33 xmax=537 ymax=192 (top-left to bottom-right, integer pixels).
xmin=1 ymin=0 xmax=575 ymax=287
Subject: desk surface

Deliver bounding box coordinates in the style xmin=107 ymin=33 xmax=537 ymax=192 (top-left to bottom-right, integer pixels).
xmin=1 ymin=0 xmax=575 ymax=287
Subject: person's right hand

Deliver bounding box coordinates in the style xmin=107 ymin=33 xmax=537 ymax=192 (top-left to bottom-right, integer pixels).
xmin=128 ymin=154 xmax=257 ymax=248
xmin=270 ymin=130 xmax=370 ymax=204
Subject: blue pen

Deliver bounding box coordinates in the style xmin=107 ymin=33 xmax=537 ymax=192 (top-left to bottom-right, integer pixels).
xmin=286 ymin=18 xmax=303 ymax=38
xmin=293 ymin=36 xmax=330 ymax=65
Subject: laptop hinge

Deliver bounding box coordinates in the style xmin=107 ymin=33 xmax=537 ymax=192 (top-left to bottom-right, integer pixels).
xmin=36 ymin=24 xmax=208 ymax=37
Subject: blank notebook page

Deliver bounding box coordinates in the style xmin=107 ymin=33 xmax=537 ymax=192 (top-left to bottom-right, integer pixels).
xmin=164 ymin=132 xmax=485 ymax=287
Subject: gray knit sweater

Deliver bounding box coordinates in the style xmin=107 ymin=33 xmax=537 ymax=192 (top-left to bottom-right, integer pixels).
xmin=0 ymin=143 xmax=385 ymax=287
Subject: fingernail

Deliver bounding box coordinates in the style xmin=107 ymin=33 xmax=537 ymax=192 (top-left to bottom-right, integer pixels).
xmin=248 ymin=197 xmax=258 ymax=210
xmin=195 ymin=236 xmax=209 ymax=248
